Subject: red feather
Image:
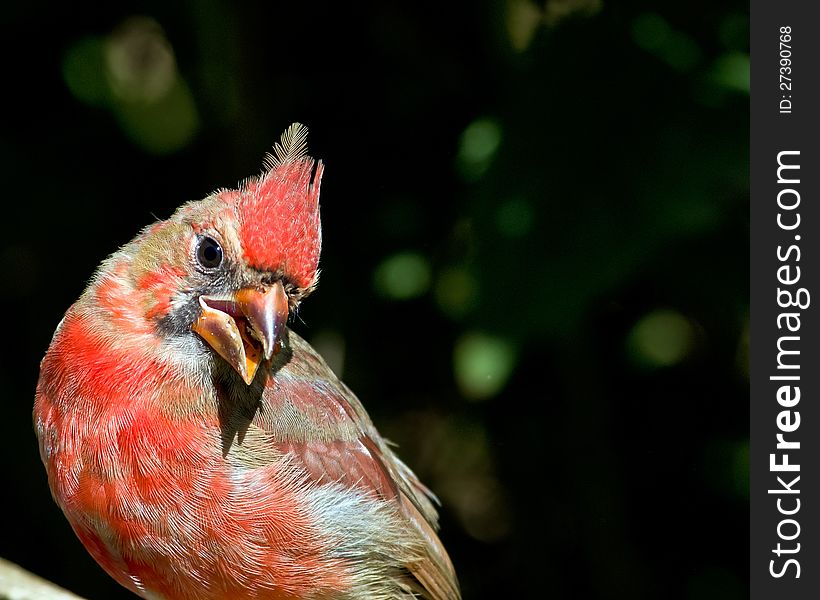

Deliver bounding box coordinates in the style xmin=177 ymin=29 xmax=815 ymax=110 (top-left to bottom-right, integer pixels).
xmin=238 ymin=159 xmax=323 ymax=290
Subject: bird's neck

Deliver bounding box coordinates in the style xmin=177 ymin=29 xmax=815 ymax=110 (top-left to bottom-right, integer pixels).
xmin=42 ymin=254 xmax=210 ymax=413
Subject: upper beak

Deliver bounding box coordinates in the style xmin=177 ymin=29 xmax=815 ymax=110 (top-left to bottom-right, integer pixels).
xmin=192 ymin=281 xmax=289 ymax=385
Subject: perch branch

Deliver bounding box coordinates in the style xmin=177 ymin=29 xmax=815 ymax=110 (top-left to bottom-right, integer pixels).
xmin=0 ymin=558 xmax=86 ymax=600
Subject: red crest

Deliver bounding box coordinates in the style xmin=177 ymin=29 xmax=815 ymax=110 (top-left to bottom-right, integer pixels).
xmin=237 ymin=124 xmax=323 ymax=289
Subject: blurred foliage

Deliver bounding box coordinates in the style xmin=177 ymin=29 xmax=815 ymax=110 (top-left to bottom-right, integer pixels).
xmin=0 ymin=0 xmax=747 ymax=598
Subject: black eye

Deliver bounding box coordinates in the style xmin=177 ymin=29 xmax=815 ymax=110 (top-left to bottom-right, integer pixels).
xmin=196 ymin=236 xmax=223 ymax=269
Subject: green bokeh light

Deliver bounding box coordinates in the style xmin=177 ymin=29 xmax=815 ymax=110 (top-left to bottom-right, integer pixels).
xmin=61 ymin=17 xmax=199 ymax=154
xmin=632 ymin=13 xmax=701 ymax=72
xmin=710 ymin=52 xmax=750 ymax=94
xmin=104 ymin=17 xmax=177 ymax=103
xmin=435 ymin=267 xmax=477 ymax=318
xmin=457 ymin=118 xmax=502 ymax=181
xmin=495 ymin=197 xmax=534 ymax=238
xmin=454 ymin=332 xmax=516 ymax=400
xmin=627 ymin=309 xmax=695 ymax=367
xmin=631 ymin=13 xmax=671 ymax=52
xmin=373 ymin=252 xmax=432 ymax=300
xmin=112 ymin=78 xmax=199 ymax=155
xmin=62 ymin=36 xmax=109 ymax=107
xmin=718 ymin=14 xmax=749 ymax=50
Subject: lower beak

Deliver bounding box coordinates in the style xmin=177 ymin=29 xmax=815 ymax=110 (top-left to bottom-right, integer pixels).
xmin=192 ymin=281 xmax=289 ymax=384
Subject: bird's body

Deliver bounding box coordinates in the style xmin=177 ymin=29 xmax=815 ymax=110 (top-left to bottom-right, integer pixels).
xmin=34 ymin=125 xmax=459 ymax=600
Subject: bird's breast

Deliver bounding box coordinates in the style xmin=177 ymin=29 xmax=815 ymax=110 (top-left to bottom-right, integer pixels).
xmin=40 ymin=396 xmax=353 ymax=599
xmin=34 ymin=321 xmax=351 ymax=599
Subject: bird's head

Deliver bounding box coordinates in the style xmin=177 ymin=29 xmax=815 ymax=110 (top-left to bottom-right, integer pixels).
xmin=117 ymin=123 xmax=322 ymax=384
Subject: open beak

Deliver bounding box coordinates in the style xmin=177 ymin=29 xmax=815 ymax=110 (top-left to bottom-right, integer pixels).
xmin=192 ymin=281 xmax=289 ymax=385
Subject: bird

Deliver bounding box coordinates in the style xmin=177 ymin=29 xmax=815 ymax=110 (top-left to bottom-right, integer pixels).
xmin=33 ymin=123 xmax=460 ymax=600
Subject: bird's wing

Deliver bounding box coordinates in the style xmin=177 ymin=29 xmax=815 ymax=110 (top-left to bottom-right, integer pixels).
xmin=247 ymin=330 xmax=460 ymax=600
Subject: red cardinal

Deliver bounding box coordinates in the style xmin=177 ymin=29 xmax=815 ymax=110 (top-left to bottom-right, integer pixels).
xmin=34 ymin=124 xmax=459 ymax=600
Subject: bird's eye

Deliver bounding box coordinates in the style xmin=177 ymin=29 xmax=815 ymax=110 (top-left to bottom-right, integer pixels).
xmin=196 ymin=236 xmax=223 ymax=269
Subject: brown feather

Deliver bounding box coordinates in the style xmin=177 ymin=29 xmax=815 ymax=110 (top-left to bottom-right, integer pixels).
xmin=219 ymin=329 xmax=461 ymax=599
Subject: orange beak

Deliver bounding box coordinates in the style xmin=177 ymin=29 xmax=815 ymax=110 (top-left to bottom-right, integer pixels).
xmin=192 ymin=281 xmax=289 ymax=384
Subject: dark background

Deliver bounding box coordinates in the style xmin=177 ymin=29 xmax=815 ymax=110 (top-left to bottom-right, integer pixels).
xmin=1 ymin=1 xmax=748 ymax=598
